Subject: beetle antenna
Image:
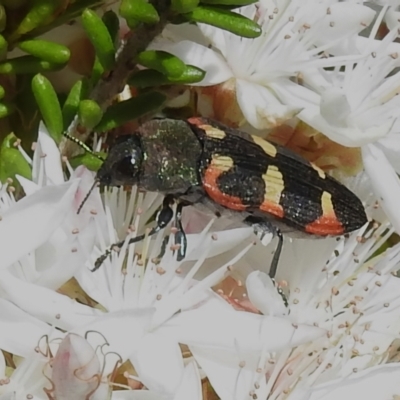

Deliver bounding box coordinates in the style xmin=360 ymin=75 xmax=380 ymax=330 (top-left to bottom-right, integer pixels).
xmin=77 ymin=179 xmax=99 ymax=214
xmin=62 ymin=131 xmax=105 ymax=161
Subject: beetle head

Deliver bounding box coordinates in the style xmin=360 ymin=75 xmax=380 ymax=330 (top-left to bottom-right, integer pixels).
xmin=97 ymin=135 xmax=143 ymax=187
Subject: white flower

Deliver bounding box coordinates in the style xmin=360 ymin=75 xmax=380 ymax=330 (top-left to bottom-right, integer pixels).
xmin=292 ymin=5 xmax=400 ymax=147
xmin=190 ymin=216 xmax=400 ymax=399
xmin=153 ymin=0 xmax=374 ymax=128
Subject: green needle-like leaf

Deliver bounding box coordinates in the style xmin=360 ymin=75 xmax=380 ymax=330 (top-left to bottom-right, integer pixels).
xmin=0 ymin=56 xmax=66 ymax=74
xmin=31 ymin=74 xmax=63 ymax=143
xmin=120 ymin=0 xmax=160 ymax=24
xmin=78 ymin=99 xmax=103 ymax=130
xmin=171 ymin=0 xmax=199 ymax=14
xmin=128 ymin=65 xmax=205 ymax=87
xmin=185 ymin=6 xmax=261 ymax=38
xmin=18 ymin=39 xmax=70 ymax=64
xmin=0 ymin=133 xmax=32 ymax=183
xmin=81 ymin=8 xmax=115 ymax=71
xmin=95 ymin=91 xmax=166 ymax=132
xmin=138 ymin=51 xmax=186 ymax=78
xmin=62 ymin=79 xmax=89 ymax=129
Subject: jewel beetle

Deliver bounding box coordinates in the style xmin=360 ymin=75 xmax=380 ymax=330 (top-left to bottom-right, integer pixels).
xmin=89 ymin=117 xmax=368 ymax=276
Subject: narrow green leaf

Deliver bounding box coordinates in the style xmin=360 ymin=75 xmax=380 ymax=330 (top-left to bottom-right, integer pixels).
xmin=128 ymin=65 xmax=205 ymax=87
xmin=0 ymin=55 xmax=66 ymax=74
xmin=138 ymin=51 xmax=186 ymax=78
xmin=95 ymin=91 xmax=166 ymax=132
xmin=62 ymin=79 xmax=89 ymax=129
xmin=200 ymin=0 xmax=256 ymax=5
xmin=0 ymin=5 xmax=6 ymax=33
xmin=0 ymin=85 xmax=5 ymax=100
xmin=31 ymin=73 xmax=63 ymax=143
xmin=171 ymin=0 xmax=199 ymax=14
xmin=120 ymin=0 xmax=160 ymax=24
xmin=90 ymin=56 xmax=104 ymax=86
xmin=0 ymin=102 xmax=15 ymax=118
xmin=18 ymin=39 xmax=70 ymax=64
xmin=78 ymin=99 xmax=103 ymax=129
xmin=69 ymin=152 xmax=105 ymax=171
xmin=0 ymin=34 xmax=7 ymax=58
xmin=81 ymin=8 xmax=115 ymax=70
xmin=102 ymin=10 xmax=120 ymax=46
xmin=16 ymin=0 xmax=62 ymax=35
xmin=184 ymin=6 xmax=261 ymax=38
xmin=0 ymin=133 xmax=32 ymax=183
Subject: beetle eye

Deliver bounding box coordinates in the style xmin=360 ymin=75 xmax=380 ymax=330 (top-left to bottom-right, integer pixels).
xmin=114 ymin=150 xmax=141 ymax=180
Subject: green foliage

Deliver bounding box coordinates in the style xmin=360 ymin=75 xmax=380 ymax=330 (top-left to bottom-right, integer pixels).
xmin=0 ymin=133 xmax=32 ymax=183
xmin=0 ymin=0 xmax=261 ymax=173
xmin=95 ymin=91 xmax=166 ymax=132
xmin=31 ymin=74 xmax=63 ymax=143
xmin=81 ymin=8 xmax=115 ymax=70
xmin=120 ymin=0 xmax=160 ymax=25
xmin=184 ymin=6 xmax=261 ymax=37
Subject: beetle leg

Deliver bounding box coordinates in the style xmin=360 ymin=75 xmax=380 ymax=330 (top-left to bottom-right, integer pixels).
xmin=174 ymin=201 xmax=192 ymax=261
xmin=243 ymin=216 xmax=283 ymax=280
xmin=92 ymin=195 xmax=175 ymax=271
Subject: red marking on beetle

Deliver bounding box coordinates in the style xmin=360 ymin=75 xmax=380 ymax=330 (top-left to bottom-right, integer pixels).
xmin=305 ymin=215 xmax=344 ymax=235
xmin=202 ymin=164 xmax=247 ymax=211
xmin=260 ymin=201 xmax=285 ymax=219
xmin=187 ymin=117 xmax=204 ymax=126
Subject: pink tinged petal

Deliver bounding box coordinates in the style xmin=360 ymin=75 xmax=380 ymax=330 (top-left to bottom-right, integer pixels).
xmin=362 ymin=143 xmax=400 ymax=234
xmin=52 ymin=334 xmax=102 ymax=400
xmin=0 ymin=271 xmax=101 ymax=330
xmin=0 ymin=298 xmax=50 ymax=357
xmin=153 ymin=41 xmax=233 ymax=86
xmin=73 ymin=308 xmax=155 ymax=372
xmin=291 ymin=364 xmax=400 ymax=400
xmin=32 ymin=122 xmax=64 ymax=186
xmin=236 ymin=80 xmax=302 ymax=129
xmin=0 ymin=180 xmax=79 ymax=268
xmin=246 ymin=271 xmax=287 ymax=317
xmin=130 ymin=333 xmax=184 ymax=394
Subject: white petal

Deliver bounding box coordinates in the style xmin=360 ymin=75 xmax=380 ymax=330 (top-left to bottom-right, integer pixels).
xmin=185 ymin=227 xmax=253 ymax=261
xmin=151 ymin=41 xmax=233 ymax=85
xmin=112 ymin=391 xmax=162 ymax=400
xmin=246 ymin=271 xmax=287 ymax=316
xmin=0 ymin=298 xmax=50 ymax=357
xmin=312 ymin=3 xmax=375 ymax=51
xmin=130 ymin=333 xmax=184 ymax=394
xmin=320 ymin=88 xmax=352 ymax=128
xmin=290 ymin=364 xmax=400 ymax=400
xmin=173 ymin=361 xmax=202 ymax=400
xmin=0 ymin=180 xmax=79 ymax=268
xmin=16 ymin=175 xmax=40 ymax=196
xmin=0 ymin=270 xmax=101 ymax=330
xmin=189 ymin=345 xmax=269 ymax=400
xmin=236 ymin=80 xmax=302 ymax=129
xmin=72 ymin=308 xmax=155 ymax=372
xmin=376 ymin=131 xmax=400 ymax=174
xmin=362 ymin=143 xmax=400 ymax=234
xmin=163 ymin=295 xmax=324 ymax=351
xmin=32 ymin=122 xmax=64 ymax=185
